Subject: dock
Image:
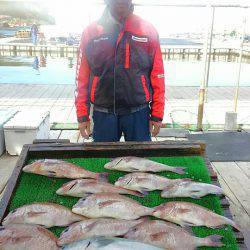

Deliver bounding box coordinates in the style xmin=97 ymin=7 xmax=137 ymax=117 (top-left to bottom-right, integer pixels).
xmin=0 ymin=43 xmax=250 ymax=62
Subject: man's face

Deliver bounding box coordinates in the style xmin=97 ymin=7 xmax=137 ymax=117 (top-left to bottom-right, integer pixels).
xmin=106 ymin=0 xmax=132 ymax=21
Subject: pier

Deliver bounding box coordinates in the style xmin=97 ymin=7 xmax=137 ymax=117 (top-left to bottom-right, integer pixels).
xmin=0 ymin=43 xmax=250 ymax=62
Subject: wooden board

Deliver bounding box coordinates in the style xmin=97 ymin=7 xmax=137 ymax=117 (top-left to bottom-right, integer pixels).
xmin=211 ymin=162 xmax=250 ymax=250
xmin=236 ymin=162 xmax=250 ymax=179
xmin=212 ymin=162 xmax=250 ymax=217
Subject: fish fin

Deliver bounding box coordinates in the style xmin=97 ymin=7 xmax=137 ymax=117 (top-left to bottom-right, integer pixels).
xmin=27 ymin=211 xmax=47 ymax=217
xmin=84 ymin=221 xmax=98 ymax=232
xmin=129 ymin=167 xmax=140 ymax=171
xmin=181 ymin=221 xmax=197 ymax=227
xmin=12 ymin=236 xmax=33 ymax=243
xmin=95 ymin=236 xmax=115 ymax=247
xmin=172 ymin=167 xmax=186 ymax=175
xmin=83 ymin=192 xmax=93 ymax=197
xmin=190 ymin=195 xmax=201 ymax=199
xmin=47 ymin=170 xmax=57 ymax=177
xmin=150 ymin=232 xmax=166 ymax=241
xmin=180 ymin=178 xmax=193 ymax=182
xmin=183 ymin=226 xmax=194 ymax=235
xmin=97 ymin=172 xmax=109 ymax=182
xmin=98 ymin=200 xmax=120 ymax=208
xmin=138 ymin=188 xmax=150 ymax=196
xmin=203 ymin=234 xmax=224 ymax=247
xmin=178 ymin=208 xmax=191 ymax=214
xmin=225 ymin=219 xmax=241 ymax=231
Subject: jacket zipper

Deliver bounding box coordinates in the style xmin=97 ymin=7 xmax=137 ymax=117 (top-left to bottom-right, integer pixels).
xmin=114 ymin=30 xmax=125 ymax=115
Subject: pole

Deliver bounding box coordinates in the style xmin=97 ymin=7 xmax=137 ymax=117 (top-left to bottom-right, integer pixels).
xmin=197 ymin=5 xmax=212 ymax=131
xmin=233 ymin=8 xmax=247 ymax=112
xmin=205 ymin=7 xmax=215 ymax=102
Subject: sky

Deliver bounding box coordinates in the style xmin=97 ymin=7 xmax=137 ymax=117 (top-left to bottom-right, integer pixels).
xmin=1 ymin=0 xmax=249 ymax=36
xmin=45 ymin=0 xmax=250 ymax=37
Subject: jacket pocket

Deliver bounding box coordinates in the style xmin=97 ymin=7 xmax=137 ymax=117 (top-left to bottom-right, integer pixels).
xmin=90 ymin=76 xmax=99 ymax=103
xmin=125 ymin=42 xmax=130 ymax=69
xmin=140 ymin=75 xmax=150 ymax=102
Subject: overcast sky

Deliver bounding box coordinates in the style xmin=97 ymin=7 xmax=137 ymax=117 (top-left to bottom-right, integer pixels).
xmin=46 ymin=0 xmax=250 ymax=36
xmin=2 ymin=0 xmax=249 ymax=36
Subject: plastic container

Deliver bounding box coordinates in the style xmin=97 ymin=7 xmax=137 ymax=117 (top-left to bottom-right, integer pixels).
xmin=4 ymin=111 xmax=50 ymax=155
xmin=0 ymin=110 xmax=18 ymax=156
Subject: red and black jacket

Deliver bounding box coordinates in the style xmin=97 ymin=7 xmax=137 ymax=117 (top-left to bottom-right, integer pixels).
xmin=75 ymin=10 xmax=165 ymax=122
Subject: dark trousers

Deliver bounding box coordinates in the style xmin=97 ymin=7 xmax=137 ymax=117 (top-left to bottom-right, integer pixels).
xmin=92 ymin=107 xmax=151 ymax=142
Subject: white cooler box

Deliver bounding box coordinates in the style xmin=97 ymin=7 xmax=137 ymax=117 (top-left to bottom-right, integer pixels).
xmin=4 ymin=111 xmax=50 ymax=155
xmin=0 ymin=110 xmax=18 ymax=156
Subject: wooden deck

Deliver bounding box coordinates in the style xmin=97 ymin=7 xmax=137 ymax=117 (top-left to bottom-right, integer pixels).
xmin=1 ymin=83 xmax=250 ymax=128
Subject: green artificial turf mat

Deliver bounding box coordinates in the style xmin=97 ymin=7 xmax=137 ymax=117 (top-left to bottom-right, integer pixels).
xmin=8 ymin=156 xmax=238 ymax=250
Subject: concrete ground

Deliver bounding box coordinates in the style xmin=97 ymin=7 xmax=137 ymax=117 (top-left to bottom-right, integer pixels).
xmin=1 ymin=84 xmax=250 ymax=129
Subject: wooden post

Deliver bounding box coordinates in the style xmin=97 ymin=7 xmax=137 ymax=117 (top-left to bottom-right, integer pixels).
xmin=234 ymin=8 xmax=247 ymax=113
xmin=213 ymin=48 xmax=216 ymax=61
xmin=168 ymin=49 xmax=171 ymax=60
xmin=228 ymin=48 xmax=232 ymax=62
xmin=182 ymin=49 xmax=186 ymax=59
xmin=197 ymin=5 xmax=214 ymax=131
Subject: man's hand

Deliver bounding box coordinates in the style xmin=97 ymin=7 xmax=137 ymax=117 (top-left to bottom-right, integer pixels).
xmin=149 ymin=120 xmax=162 ymax=137
xmin=78 ymin=121 xmax=91 ymax=139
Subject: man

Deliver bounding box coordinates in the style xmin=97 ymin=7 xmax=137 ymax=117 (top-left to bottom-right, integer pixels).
xmin=75 ymin=0 xmax=165 ymax=142
xmin=31 ymin=23 xmax=38 ymax=45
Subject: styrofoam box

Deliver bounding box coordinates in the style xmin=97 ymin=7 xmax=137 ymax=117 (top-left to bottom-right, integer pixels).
xmin=4 ymin=111 xmax=50 ymax=155
xmin=0 ymin=110 xmax=18 ymax=156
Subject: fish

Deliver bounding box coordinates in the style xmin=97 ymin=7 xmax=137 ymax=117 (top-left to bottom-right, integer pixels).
xmin=61 ymin=237 xmax=163 ymax=250
xmin=58 ymin=218 xmax=146 ymax=246
xmin=2 ymin=202 xmax=86 ymax=228
xmin=72 ymin=193 xmax=153 ymax=220
xmin=104 ymin=156 xmax=185 ymax=174
xmin=56 ymin=179 xmax=143 ymax=198
xmin=124 ymin=219 xmax=224 ymax=250
xmin=115 ymin=172 xmax=191 ymax=195
xmin=23 ymin=159 xmax=108 ymax=180
xmin=161 ymin=181 xmax=224 ymax=199
xmin=0 ymin=224 xmax=59 ymax=250
xmin=152 ymin=201 xmax=240 ymax=230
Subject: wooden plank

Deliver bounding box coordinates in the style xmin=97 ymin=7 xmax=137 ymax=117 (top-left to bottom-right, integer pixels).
xmin=212 ymin=162 xmax=250 ymax=230
xmin=212 ymin=163 xmax=250 ymax=249
xmin=0 ymin=145 xmax=29 ymax=222
xmin=236 ymin=162 xmax=250 ymax=179
xmin=27 ymin=141 xmax=205 ymax=159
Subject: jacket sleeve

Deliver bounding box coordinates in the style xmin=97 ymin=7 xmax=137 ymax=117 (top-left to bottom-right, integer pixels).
xmin=150 ymin=32 xmax=165 ymax=122
xmin=75 ymin=29 xmax=91 ymax=123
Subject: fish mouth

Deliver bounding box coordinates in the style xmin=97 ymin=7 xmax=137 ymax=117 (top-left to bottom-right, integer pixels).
xmin=72 ymin=207 xmax=82 ymax=215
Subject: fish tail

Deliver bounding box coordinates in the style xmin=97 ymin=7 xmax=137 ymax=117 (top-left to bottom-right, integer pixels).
xmin=224 ymin=217 xmax=241 ymax=231
xmin=172 ymin=167 xmax=186 ymax=175
xmin=144 ymin=207 xmax=154 ymax=216
xmin=199 ymin=234 xmax=224 ymax=247
xmin=96 ymin=172 xmax=109 ymax=182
